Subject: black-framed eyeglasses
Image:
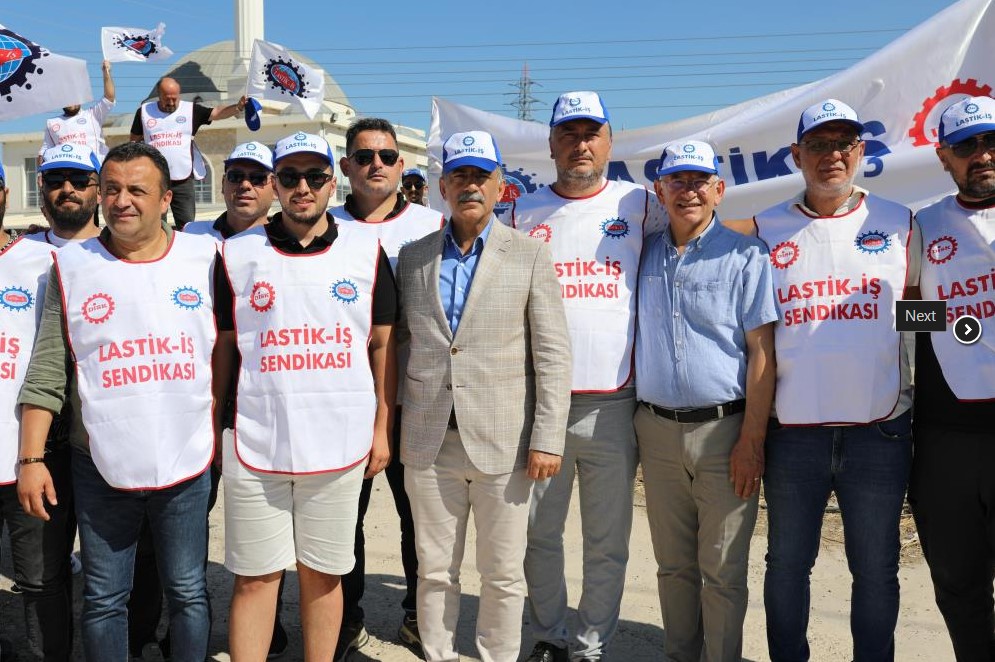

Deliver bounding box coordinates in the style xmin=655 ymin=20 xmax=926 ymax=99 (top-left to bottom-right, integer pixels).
xmin=946 ymin=133 xmax=995 ymax=158
xmin=225 ymin=170 xmax=271 ymax=187
xmin=800 ymin=138 xmax=862 ymax=155
xmin=402 ymin=180 xmax=425 ymax=191
xmin=275 ymin=169 xmax=334 ymax=189
xmin=349 ymin=149 xmax=400 ymax=167
xmin=41 ymin=171 xmax=97 ymax=191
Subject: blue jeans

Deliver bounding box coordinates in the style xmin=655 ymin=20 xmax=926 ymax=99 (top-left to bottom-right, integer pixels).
xmin=763 ymin=411 xmax=912 ymax=662
xmin=72 ymin=450 xmax=210 ymax=662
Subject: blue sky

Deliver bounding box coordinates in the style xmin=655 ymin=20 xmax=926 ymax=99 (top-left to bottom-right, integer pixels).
xmin=1 ymin=0 xmax=959 ymax=136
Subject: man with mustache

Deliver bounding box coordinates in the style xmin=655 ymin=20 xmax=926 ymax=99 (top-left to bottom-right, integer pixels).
xmin=217 ymin=132 xmax=397 ymax=661
xmin=329 ymin=117 xmax=443 ymax=660
xmin=396 ymin=129 xmax=571 ymax=662
xmin=37 ymin=60 xmax=116 ymax=166
xmin=908 ymin=95 xmax=995 ymax=659
xmin=130 ymin=76 xmax=246 ymax=229
xmin=740 ymin=99 xmax=920 ymax=661
xmin=512 ymin=91 xmax=660 ymax=662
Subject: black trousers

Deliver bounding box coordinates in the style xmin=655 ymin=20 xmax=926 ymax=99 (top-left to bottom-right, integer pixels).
xmin=909 ymin=423 xmax=995 ymax=661
xmin=342 ymin=412 xmax=418 ymax=623
xmin=167 ymin=177 xmax=196 ymax=230
xmin=0 ymin=445 xmax=75 ymax=662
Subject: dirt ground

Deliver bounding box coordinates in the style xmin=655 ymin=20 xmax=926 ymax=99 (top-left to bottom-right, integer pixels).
xmin=1 ymin=474 xmax=953 ymax=661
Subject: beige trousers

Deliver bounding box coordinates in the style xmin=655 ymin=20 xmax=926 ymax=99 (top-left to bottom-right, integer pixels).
xmin=634 ymin=405 xmax=759 ymax=662
xmin=405 ymin=429 xmax=533 ymax=662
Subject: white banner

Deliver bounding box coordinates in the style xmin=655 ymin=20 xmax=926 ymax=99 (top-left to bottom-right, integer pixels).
xmin=246 ymin=39 xmax=325 ymax=120
xmin=429 ymin=0 xmax=995 ymax=220
xmin=101 ymin=23 xmax=173 ymax=63
xmin=0 ymin=25 xmax=92 ymax=121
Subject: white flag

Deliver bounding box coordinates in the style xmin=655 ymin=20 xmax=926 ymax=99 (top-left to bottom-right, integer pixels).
xmin=429 ymin=0 xmax=995 ymax=218
xmin=246 ymin=39 xmax=325 ymax=120
xmin=101 ymin=23 xmax=173 ymax=63
xmin=0 ymin=24 xmax=92 ymax=121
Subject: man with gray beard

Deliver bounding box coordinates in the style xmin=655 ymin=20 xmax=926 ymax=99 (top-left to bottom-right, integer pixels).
xmin=512 ymin=92 xmax=661 ymax=662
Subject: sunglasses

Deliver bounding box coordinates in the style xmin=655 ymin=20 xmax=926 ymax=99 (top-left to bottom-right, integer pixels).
xmin=402 ymin=180 xmax=425 ymax=191
xmin=275 ymin=169 xmax=334 ymax=189
xmin=41 ymin=171 xmax=96 ymax=191
xmin=947 ymin=133 xmax=995 ymax=158
xmin=800 ymin=138 xmax=862 ymax=155
xmin=662 ymin=177 xmax=718 ymax=193
xmin=225 ymin=170 xmax=271 ymax=187
xmin=349 ymin=149 xmax=400 ymax=167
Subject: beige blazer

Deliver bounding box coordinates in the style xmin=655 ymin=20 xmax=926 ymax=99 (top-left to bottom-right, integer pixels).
xmin=396 ymin=219 xmax=571 ymax=474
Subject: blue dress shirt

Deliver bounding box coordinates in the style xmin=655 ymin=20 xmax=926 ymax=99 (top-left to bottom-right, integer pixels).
xmin=439 ymin=217 xmax=493 ymax=334
xmin=635 ymin=216 xmax=779 ymax=408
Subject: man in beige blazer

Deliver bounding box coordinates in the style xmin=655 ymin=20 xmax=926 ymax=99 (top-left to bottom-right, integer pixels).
xmin=396 ymin=130 xmax=572 ymax=662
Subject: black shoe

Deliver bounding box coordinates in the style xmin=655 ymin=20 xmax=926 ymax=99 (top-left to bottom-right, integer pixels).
xmin=398 ymin=612 xmax=424 ymax=658
xmin=334 ymin=620 xmax=370 ymax=661
xmin=268 ymin=619 xmax=288 ymax=659
xmin=525 ymin=641 xmax=570 ymax=662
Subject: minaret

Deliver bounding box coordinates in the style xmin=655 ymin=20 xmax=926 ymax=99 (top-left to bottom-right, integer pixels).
xmin=232 ymin=0 xmax=264 ymax=79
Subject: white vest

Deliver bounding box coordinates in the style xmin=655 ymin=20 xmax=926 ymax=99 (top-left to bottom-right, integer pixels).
xmin=182 ymin=219 xmax=224 ymax=243
xmin=140 ymin=100 xmax=206 ymax=181
xmin=46 ymin=111 xmax=105 ymax=158
xmin=756 ymin=194 xmax=911 ymax=424
xmin=512 ymin=180 xmax=647 ymax=392
xmin=223 ymin=226 xmax=380 ymax=474
xmin=917 ymin=196 xmax=995 ymax=400
xmin=0 ymin=239 xmax=52 ymax=485
xmin=56 ymin=233 xmax=217 ymax=489
xmin=329 ymin=201 xmax=443 ymax=271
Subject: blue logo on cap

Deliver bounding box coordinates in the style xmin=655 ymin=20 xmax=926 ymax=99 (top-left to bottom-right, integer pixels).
xmin=245 ymin=143 xmax=257 ymax=151
xmin=966 ymin=102 xmax=980 ymax=114
xmin=682 ymin=144 xmax=695 ymax=153
xmin=462 ymin=135 xmax=475 ymax=147
xmin=569 ymin=97 xmax=581 ymax=107
xmin=822 ymin=102 xmax=836 ymax=111
xmin=61 ymin=144 xmax=73 ymax=153
xmin=294 ymin=132 xmax=307 ymax=140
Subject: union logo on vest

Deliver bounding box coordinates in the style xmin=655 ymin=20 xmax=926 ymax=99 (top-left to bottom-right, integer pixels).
xmin=854 ymin=231 xmax=892 ymax=254
xmin=250 ymin=281 xmax=275 ymax=313
xmin=771 ymin=241 xmax=800 ymax=269
xmin=0 ymin=286 xmax=33 ymax=312
xmin=331 ymin=279 xmax=359 ymax=304
xmin=171 ymin=286 xmax=203 ymax=310
xmin=601 ymin=218 xmax=629 ymax=238
xmin=82 ymin=293 xmax=115 ymax=324
xmin=927 ymin=236 xmax=958 ymax=265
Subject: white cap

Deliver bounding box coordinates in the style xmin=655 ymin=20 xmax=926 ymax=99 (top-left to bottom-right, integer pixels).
xmin=273 ymin=132 xmax=334 ymax=168
xmin=441 ymin=131 xmax=502 ymax=173
xmin=550 ymin=91 xmax=610 ymax=127
xmin=939 ymin=96 xmax=995 ymax=144
xmin=797 ymin=99 xmax=863 ymax=141
xmin=39 ymin=143 xmax=100 ymax=173
xmin=224 ymin=141 xmax=273 ymax=171
xmin=655 ymin=140 xmax=719 ymax=177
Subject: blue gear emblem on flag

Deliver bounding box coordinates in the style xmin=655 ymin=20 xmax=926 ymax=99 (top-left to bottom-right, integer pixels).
xmin=263 ymin=58 xmax=308 ymax=99
xmin=0 ymin=29 xmax=47 ymax=103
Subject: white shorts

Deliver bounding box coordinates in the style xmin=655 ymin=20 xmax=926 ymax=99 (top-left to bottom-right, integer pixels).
xmin=222 ymin=431 xmax=365 ymax=576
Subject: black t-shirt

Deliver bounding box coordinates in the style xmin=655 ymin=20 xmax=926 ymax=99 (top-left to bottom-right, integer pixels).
xmin=213 ymin=212 xmax=397 ymax=332
xmin=914 ymin=332 xmax=995 ymax=431
xmin=343 ymin=192 xmax=408 ymax=220
xmin=130 ymin=102 xmax=214 ymax=138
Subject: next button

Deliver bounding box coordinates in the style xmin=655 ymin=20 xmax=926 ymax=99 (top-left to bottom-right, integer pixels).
xmin=896 ymin=300 xmax=947 ymax=332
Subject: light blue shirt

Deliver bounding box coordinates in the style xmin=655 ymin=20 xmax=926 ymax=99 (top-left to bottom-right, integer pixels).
xmin=635 ymin=216 xmax=778 ymax=408
xmin=439 ymin=217 xmax=493 ymax=334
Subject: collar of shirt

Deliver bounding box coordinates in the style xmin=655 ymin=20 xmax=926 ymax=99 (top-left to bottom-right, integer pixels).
xmin=793 ymin=184 xmax=868 ymax=216
xmin=443 ymin=216 xmax=493 ymax=258
xmin=265 ymin=212 xmax=338 ymax=253
xmin=344 ymin=192 xmax=407 ymax=221
xmin=213 ymin=212 xmax=236 ymax=239
xmin=662 ymin=214 xmax=719 ymax=253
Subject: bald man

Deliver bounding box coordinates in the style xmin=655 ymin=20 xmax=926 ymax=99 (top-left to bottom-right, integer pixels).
xmin=129 ymin=77 xmax=245 ymax=229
